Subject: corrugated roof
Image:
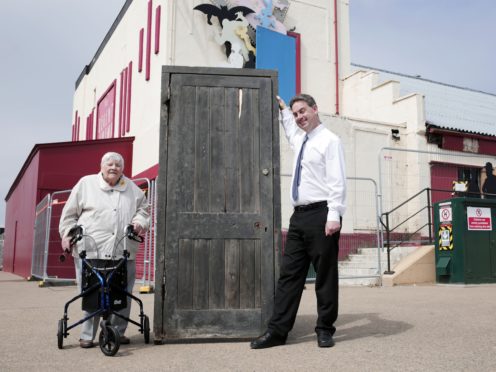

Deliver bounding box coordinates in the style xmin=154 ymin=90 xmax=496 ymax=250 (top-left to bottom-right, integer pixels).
xmin=352 ymin=64 xmax=496 ymax=137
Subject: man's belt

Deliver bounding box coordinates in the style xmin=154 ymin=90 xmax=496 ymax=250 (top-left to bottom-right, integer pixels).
xmin=294 ymin=201 xmax=327 ymax=212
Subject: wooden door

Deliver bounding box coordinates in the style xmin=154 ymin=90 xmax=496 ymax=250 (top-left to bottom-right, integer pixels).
xmin=154 ymin=67 xmax=280 ymax=340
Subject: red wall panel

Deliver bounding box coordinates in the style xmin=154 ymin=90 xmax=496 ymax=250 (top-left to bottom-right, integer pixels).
xmin=430 ymin=162 xmax=458 ymax=205
xmin=146 ymin=0 xmax=152 ymax=81
xmin=478 ymin=139 xmax=496 ymax=156
xmin=4 ymin=138 xmax=135 ymax=279
xmin=3 ymin=153 xmax=41 ymax=277
xmin=442 ymin=135 xmax=463 ymax=151
xmin=155 ymin=5 xmax=161 ymax=54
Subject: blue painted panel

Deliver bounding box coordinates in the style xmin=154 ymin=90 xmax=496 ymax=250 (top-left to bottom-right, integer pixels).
xmin=256 ymin=27 xmax=296 ymax=104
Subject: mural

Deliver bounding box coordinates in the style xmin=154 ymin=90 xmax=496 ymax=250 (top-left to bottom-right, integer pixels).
xmin=194 ymin=0 xmax=290 ymax=68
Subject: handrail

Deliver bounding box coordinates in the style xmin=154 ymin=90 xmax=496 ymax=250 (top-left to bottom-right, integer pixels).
xmin=388 ymin=205 xmax=429 ymax=232
xmin=380 ymin=187 xmax=455 ymax=274
xmin=384 ymin=187 xmax=430 ymax=215
xmin=389 ymin=223 xmax=431 ymax=250
xmin=380 ymin=187 xmax=488 ymax=274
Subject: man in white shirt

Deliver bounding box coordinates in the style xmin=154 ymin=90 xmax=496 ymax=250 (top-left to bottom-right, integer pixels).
xmin=250 ymin=94 xmax=346 ymax=349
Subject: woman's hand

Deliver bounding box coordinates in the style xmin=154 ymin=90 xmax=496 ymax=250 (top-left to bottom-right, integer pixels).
xmin=61 ymin=236 xmax=71 ymax=250
xmin=133 ymin=223 xmax=145 ymax=235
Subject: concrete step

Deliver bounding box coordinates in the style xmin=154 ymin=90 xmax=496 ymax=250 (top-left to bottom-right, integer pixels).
xmin=340 ymin=277 xmax=380 ymax=286
xmin=339 ymin=267 xmax=381 ymax=276
xmin=337 ymin=246 xmax=419 ymax=286
xmin=339 ymin=262 xmax=383 ymax=270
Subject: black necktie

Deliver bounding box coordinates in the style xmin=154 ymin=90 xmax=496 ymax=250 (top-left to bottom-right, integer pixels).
xmin=292 ymin=135 xmax=308 ymax=201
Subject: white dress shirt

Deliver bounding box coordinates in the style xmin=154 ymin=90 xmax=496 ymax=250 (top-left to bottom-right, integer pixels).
xmin=280 ymin=108 xmax=347 ymax=222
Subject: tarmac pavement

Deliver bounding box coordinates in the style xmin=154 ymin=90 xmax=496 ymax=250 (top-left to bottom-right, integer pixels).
xmin=1 ymin=270 xmax=495 ymax=371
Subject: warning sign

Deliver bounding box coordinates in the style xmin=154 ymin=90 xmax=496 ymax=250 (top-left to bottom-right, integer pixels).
xmin=439 ymin=205 xmax=452 ymax=223
xmin=467 ymin=207 xmax=492 ymax=231
xmin=438 ymin=224 xmax=453 ymax=250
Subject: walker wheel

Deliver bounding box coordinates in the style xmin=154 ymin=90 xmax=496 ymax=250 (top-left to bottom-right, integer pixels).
xmin=99 ymin=325 xmax=120 ymax=356
xmin=57 ymin=319 xmax=64 ymax=349
xmin=143 ymin=315 xmax=150 ymax=344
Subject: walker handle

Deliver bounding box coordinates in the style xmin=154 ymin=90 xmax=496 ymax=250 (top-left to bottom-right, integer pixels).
xmin=59 ymin=249 xmax=71 ymax=263
xmin=125 ymin=224 xmax=144 ymax=243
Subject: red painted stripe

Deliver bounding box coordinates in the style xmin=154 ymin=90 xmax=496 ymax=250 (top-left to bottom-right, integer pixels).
xmin=73 ymin=111 xmax=78 ymax=141
xmin=333 ymin=0 xmax=340 ymax=115
xmin=146 ymin=0 xmax=152 ymax=81
xmin=119 ymin=71 xmax=124 ymax=137
xmin=122 ymin=67 xmax=128 ymax=137
xmin=86 ymin=115 xmax=90 ymax=139
xmin=95 ymin=108 xmax=99 ymax=139
xmin=126 ymin=61 xmax=132 ymax=133
xmin=288 ymin=32 xmax=301 ymax=94
xmin=76 ymin=114 xmax=80 ymax=141
xmin=155 ymin=5 xmax=161 ymax=54
xmin=111 ymin=79 xmax=117 ymax=138
xmin=138 ymin=28 xmax=144 ymax=72
xmin=88 ymin=110 xmax=94 ymax=139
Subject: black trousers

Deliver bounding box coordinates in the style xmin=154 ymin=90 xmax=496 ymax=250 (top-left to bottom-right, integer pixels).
xmin=268 ymin=205 xmax=340 ymax=336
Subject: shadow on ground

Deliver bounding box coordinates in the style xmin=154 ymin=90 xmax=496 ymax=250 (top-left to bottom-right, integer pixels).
xmin=290 ymin=313 xmax=413 ymax=344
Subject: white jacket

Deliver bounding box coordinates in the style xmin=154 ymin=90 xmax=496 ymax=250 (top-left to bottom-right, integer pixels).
xmin=59 ymin=173 xmax=150 ymax=260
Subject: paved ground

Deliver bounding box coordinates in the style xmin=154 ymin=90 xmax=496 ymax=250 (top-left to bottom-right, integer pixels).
xmin=1 ymin=270 xmax=495 ymax=371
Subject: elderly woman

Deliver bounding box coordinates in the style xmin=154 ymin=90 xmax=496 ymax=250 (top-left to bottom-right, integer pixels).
xmin=59 ymin=152 xmax=150 ymax=348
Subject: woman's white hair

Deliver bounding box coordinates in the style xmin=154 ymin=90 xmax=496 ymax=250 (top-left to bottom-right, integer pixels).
xmin=101 ymin=152 xmax=124 ymax=170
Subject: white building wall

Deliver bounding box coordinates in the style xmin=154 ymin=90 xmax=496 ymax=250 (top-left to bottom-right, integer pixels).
xmin=73 ymin=0 xmax=352 ymax=229
xmin=341 ymin=69 xmax=425 ymax=219
xmin=74 ymin=0 xmax=168 ymax=176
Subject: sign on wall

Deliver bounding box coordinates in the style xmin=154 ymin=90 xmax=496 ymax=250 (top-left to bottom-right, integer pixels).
xmin=467 ymin=206 xmax=492 ymax=231
xmin=256 ymin=26 xmax=296 ymax=104
xmin=96 ymin=81 xmax=116 ymax=139
xmin=438 ymin=224 xmax=453 ymax=250
xmin=439 ymin=202 xmax=452 ymax=223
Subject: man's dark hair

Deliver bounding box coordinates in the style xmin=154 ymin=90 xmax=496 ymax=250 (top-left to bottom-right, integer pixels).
xmin=289 ymin=94 xmax=317 ymax=109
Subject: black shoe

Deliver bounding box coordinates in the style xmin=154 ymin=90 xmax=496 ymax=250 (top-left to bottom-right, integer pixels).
xmin=250 ymin=331 xmax=287 ymax=349
xmin=317 ymin=330 xmax=335 ymax=348
xmin=79 ymin=339 xmax=94 ymax=348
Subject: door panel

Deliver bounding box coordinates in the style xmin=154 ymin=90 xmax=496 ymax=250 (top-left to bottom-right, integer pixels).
xmin=155 ymin=68 xmax=279 ymax=340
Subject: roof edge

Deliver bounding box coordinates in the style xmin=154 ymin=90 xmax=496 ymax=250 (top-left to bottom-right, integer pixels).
xmin=75 ymin=0 xmax=134 ymax=89
xmin=5 ymin=137 xmax=135 ymax=202
xmin=351 ymin=63 xmax=496 ymax=97
xmin=427 ymin=123 xmax=496 ymax=139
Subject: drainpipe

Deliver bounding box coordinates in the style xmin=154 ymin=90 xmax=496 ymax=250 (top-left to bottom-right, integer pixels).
xmin=334 ymin=0 xmax=340 ymax=115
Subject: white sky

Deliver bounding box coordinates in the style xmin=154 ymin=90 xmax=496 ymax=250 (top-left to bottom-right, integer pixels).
xmin=0 ymin=0 xmax=495 ymax=226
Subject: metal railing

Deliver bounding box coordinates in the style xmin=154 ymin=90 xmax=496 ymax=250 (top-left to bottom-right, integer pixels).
xmin=380 ymin=188 xmax=433 ymax=274
xmin=380 ymin=187 xmax=486 ymax=274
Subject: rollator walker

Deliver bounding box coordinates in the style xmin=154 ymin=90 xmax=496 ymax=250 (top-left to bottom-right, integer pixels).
xmin=57 ymin=225 xmax=150 ymax=356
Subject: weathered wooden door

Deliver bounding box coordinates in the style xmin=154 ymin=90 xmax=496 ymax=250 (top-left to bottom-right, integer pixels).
xmin=154 ymin=67 xmax=280 ymax=340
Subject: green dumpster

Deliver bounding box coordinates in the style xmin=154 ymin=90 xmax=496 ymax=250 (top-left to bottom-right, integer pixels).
xmin=434 ymin=197 xmax=496 ymax=284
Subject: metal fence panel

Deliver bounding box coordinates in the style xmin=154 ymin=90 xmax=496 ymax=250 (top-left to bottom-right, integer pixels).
xmin=31 ymin=178 xmax=157 ymax=287
xmin=31 ymin=194 xmax=51 ymax=280
xmin=379 ymin=147 xmax=494 ymax=239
